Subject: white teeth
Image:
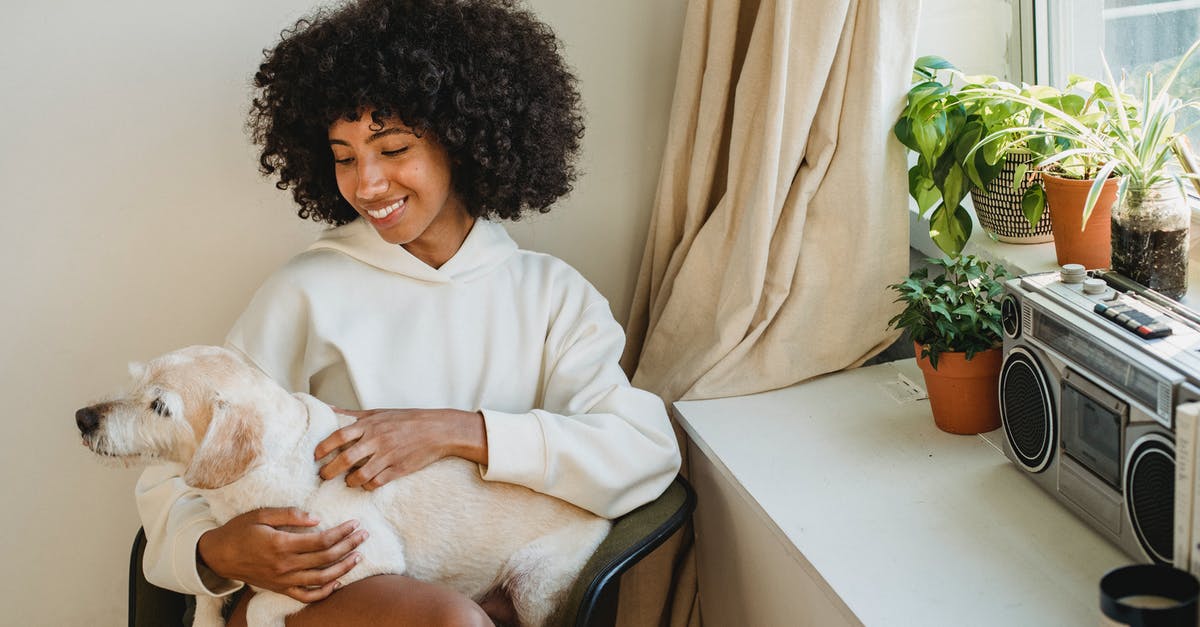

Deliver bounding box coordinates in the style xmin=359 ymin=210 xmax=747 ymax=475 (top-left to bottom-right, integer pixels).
xmin=367 ymin=199 xmax=405 ymax=219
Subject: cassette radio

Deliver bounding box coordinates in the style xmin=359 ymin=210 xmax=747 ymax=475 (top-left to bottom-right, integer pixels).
xmin=999 ymin=268 xmax=1200 ymax=565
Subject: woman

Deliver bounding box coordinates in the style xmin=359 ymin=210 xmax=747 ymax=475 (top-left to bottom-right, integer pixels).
xmin=134 ymin=0 xmax=681 ymax=624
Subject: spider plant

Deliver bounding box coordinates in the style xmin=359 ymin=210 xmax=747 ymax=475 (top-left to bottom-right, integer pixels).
xmin=962 ymin=37 xmax=1200 ymax=228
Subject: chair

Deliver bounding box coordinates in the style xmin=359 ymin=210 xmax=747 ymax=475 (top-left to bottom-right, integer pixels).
xmin=129 ymin=475 xmax=696 ymax=627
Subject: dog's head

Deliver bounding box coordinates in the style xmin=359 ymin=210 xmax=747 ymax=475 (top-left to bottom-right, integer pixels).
xmin=75 ymin=345 xmax=274 ymax=489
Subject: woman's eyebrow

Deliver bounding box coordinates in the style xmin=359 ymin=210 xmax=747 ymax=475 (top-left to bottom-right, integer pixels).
xmin=368 ymin=127 xmax=413 ymax=142
xmin=328 ymin=127 xmax=414 ymax=146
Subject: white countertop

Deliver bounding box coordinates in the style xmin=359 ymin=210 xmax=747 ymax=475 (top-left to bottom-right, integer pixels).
xmin=674 ymin=358 xmax=1129 ymax=626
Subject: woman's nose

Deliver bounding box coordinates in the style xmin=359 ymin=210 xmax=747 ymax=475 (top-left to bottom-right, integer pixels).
xmin=356 ymin=160 xmax=389 ymax=199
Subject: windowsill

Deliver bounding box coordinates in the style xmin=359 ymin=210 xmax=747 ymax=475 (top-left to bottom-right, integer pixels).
xmin=907 ymin=201 xmax=1058 ymax=276
xmin=908 ymin=199 xmax=1200 ymax=308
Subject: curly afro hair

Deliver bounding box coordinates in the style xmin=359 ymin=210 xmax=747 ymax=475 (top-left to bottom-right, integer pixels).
xmin=249 ymin=0 xmax=585 ymax=225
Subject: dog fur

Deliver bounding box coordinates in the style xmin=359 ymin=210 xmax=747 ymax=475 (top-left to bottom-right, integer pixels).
xmin=76 ymin=345 xmax=611 ymax=627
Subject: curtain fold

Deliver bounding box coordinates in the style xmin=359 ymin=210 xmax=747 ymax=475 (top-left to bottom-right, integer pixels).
xmin=617 ymin=0 xmax=920 ymax=624
xmin=623 ymin=0 xmax=920 ymax=403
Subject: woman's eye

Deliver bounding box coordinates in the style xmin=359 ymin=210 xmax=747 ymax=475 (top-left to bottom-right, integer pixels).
xmin=381 ymin=147 xmax=409 ymax=157
xmin=333 ymin=157 xmax=354 ymax=165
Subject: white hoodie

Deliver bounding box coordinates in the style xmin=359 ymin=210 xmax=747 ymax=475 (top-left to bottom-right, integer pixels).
xmin=135 ymin=219 xmax=682 ymax=596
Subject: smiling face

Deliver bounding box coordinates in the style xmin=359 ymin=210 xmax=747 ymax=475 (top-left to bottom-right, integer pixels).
xmin=328 ymin=112 xmax=475 ymax=267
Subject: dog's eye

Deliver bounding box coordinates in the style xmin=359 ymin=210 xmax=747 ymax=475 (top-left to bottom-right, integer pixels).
xmin=150 ymin=398 xmax=170 ymax=417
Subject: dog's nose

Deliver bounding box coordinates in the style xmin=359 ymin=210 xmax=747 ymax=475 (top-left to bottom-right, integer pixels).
xmin=75 ymin=406 xmax=101 ymax=435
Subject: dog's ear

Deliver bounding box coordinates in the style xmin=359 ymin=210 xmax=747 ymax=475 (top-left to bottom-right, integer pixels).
xmin=183 ymin=399 xmax=262 ymax=490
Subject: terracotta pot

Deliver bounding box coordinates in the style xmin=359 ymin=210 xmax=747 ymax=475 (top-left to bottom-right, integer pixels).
xmin=914 ymin=342 xmax=1002 ymax=435
xmin=1041 ymin=172 xmax=1119 ymax=269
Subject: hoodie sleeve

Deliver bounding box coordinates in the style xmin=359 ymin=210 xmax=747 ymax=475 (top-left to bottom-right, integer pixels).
xmin=480 ymin=299 xmax=682 ymax=518
xmin=135 ymin=464 xmax=243 ymax=596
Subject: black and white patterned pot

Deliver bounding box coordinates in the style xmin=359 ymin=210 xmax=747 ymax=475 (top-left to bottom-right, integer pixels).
xmin=970 ymin=152 xmax=1054 ymax=244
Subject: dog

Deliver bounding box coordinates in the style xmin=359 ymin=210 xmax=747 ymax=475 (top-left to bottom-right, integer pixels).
xmin=75 ymin=345 xmax=611 ymax=627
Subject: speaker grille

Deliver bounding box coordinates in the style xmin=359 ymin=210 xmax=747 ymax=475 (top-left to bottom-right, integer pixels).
xmin=1126 ymin=436 xmax=1175 ymax=564
xmin=1000 ymin=349 xmax=1054 ymax=472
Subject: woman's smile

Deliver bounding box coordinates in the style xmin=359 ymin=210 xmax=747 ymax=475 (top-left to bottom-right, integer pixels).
xmin=328 ymin=112 xmax=473 ymax=267
xmin=365 ymin=197 xmax=407 ymax=222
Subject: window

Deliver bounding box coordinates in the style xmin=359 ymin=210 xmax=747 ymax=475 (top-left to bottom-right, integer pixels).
xmin=1028 ymin=0 xmax=1200 ymax=182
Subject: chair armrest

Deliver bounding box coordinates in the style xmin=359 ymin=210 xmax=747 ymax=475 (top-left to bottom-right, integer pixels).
xmin=554 ymin=475 xmax=697 ymax=627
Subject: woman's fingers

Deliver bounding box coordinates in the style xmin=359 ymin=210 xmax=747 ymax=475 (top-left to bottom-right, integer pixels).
xmin=314 ymin=424 xmax=364 ymax=460
xmin=298 ymin=528 xmax=370 ymax=569
xmin=284 ymin=580 xmax=342 ymax=603
xmin=345 ymin=452 xmax=392 ymax=488
xmin=289 ymin=519 xmax=361 ymax=553
xmin=291 ymin=549 xmax=364 ymax=587
xmin=361 ymin=467 xmax=400 ymax=492
xmin=254 ymin=506 xmax=320 ymax=529
xmin=319 ymin=441 xmax=373 ymax=480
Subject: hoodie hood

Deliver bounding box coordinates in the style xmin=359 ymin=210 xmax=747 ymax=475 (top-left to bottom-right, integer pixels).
xmin=307 ymin=218 xmax=518 ymax=284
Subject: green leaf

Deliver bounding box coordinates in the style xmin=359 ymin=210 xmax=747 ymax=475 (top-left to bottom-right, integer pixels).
xmin=1058 ymin=94 xmax=1086 ymax=116
xmin=952 ymin=302 xmax=979 ymax=317
xmin=907 ymin=81 xmax=949 ymax=111
xmin=942 ymin=162 xmax=966 ymax=210
xmin=929 ymin=203 xmax=972 ymax=257
xmin=982 ymin=135 xmax=1004 ymax=165
xmin=894 ymin=117 xmax=917 ymax=151
xmin=908 ymin=166 xmax=940 ymax=215
xmin=1021 ymin=183 xmax=1046 ymax=227
xmin=1012 ymin=163 xmax=1029 ymax=192
xmin=955 ymin=124 xmax=985 ymax=188
xmin=1082 ymin=161 xmax=1120 ymax=228
xmin=913 ymin=113 xmax=943 ymax=164
xmin=915 ymin=55 xmax=955 ymax=72
xmin=973 ymin=147 xmax=1004 ymax=188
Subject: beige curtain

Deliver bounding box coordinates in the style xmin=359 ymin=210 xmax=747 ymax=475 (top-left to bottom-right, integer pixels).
xmin=616 ymin=0 xmax=920 ymax=625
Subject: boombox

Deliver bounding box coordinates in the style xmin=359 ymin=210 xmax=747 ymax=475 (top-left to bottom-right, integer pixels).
xmin=999 ymin=268 xmax=1200 ymax=565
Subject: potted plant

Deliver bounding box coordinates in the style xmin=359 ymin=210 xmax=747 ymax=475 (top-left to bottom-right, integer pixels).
xmin=962 ymin=76 xmax=1129 ymax=269
xmin=964 ymin=37 xmax=1200 ymax=295
xmin=894 ymin=57 xmax=1052 ymax=257
xmin=888 ymin=255 xmax=1009 ymax=435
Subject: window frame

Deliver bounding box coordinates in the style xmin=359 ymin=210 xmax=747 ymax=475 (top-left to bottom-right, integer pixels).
xmin=1018 ymin=0 xmax=1200 ymax=213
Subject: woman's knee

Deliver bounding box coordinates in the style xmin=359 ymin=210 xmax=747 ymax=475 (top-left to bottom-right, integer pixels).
xmin=432 ymin=597 xmax=493 ymax=627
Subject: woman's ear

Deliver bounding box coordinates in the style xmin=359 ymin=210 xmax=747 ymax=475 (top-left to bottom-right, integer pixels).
xmin=183 ymin=399 xmax=262 ymax=490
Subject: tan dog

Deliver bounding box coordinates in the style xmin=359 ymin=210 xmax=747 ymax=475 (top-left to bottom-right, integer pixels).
xmin=75 ymin=345 xmax=610 ymax=627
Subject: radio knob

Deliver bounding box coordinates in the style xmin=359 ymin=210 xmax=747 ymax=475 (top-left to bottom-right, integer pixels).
xmin=1060 ymin=264 xmax=1087 ymax=284
xmin=1083 ymin=278 xmax=1107 ymax=295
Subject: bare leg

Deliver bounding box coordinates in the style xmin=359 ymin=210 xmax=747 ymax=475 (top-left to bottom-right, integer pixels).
xmin=225 ymin=576 xmax=493 ymax=627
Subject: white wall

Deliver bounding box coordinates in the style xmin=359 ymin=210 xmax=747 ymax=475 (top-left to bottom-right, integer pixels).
xmin=0 ymin=1 xmax=685 ymax=624
xmin=916 ymin=0 xmax=1018 ymax=78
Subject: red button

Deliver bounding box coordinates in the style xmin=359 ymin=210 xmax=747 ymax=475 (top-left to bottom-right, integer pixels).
xmin=1138 ymin=325 xmax=1152 ymax=335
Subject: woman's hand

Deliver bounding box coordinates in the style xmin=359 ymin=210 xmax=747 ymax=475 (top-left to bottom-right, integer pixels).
xmin=314 ymin=408 xmax=487 ymax=490
xmin=196 ymin=508 xmax=368 ymax=603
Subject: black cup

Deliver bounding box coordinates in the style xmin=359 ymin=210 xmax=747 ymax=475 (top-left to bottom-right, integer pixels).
xmin=1100 ymin=564 xmax=1199 ymax=626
